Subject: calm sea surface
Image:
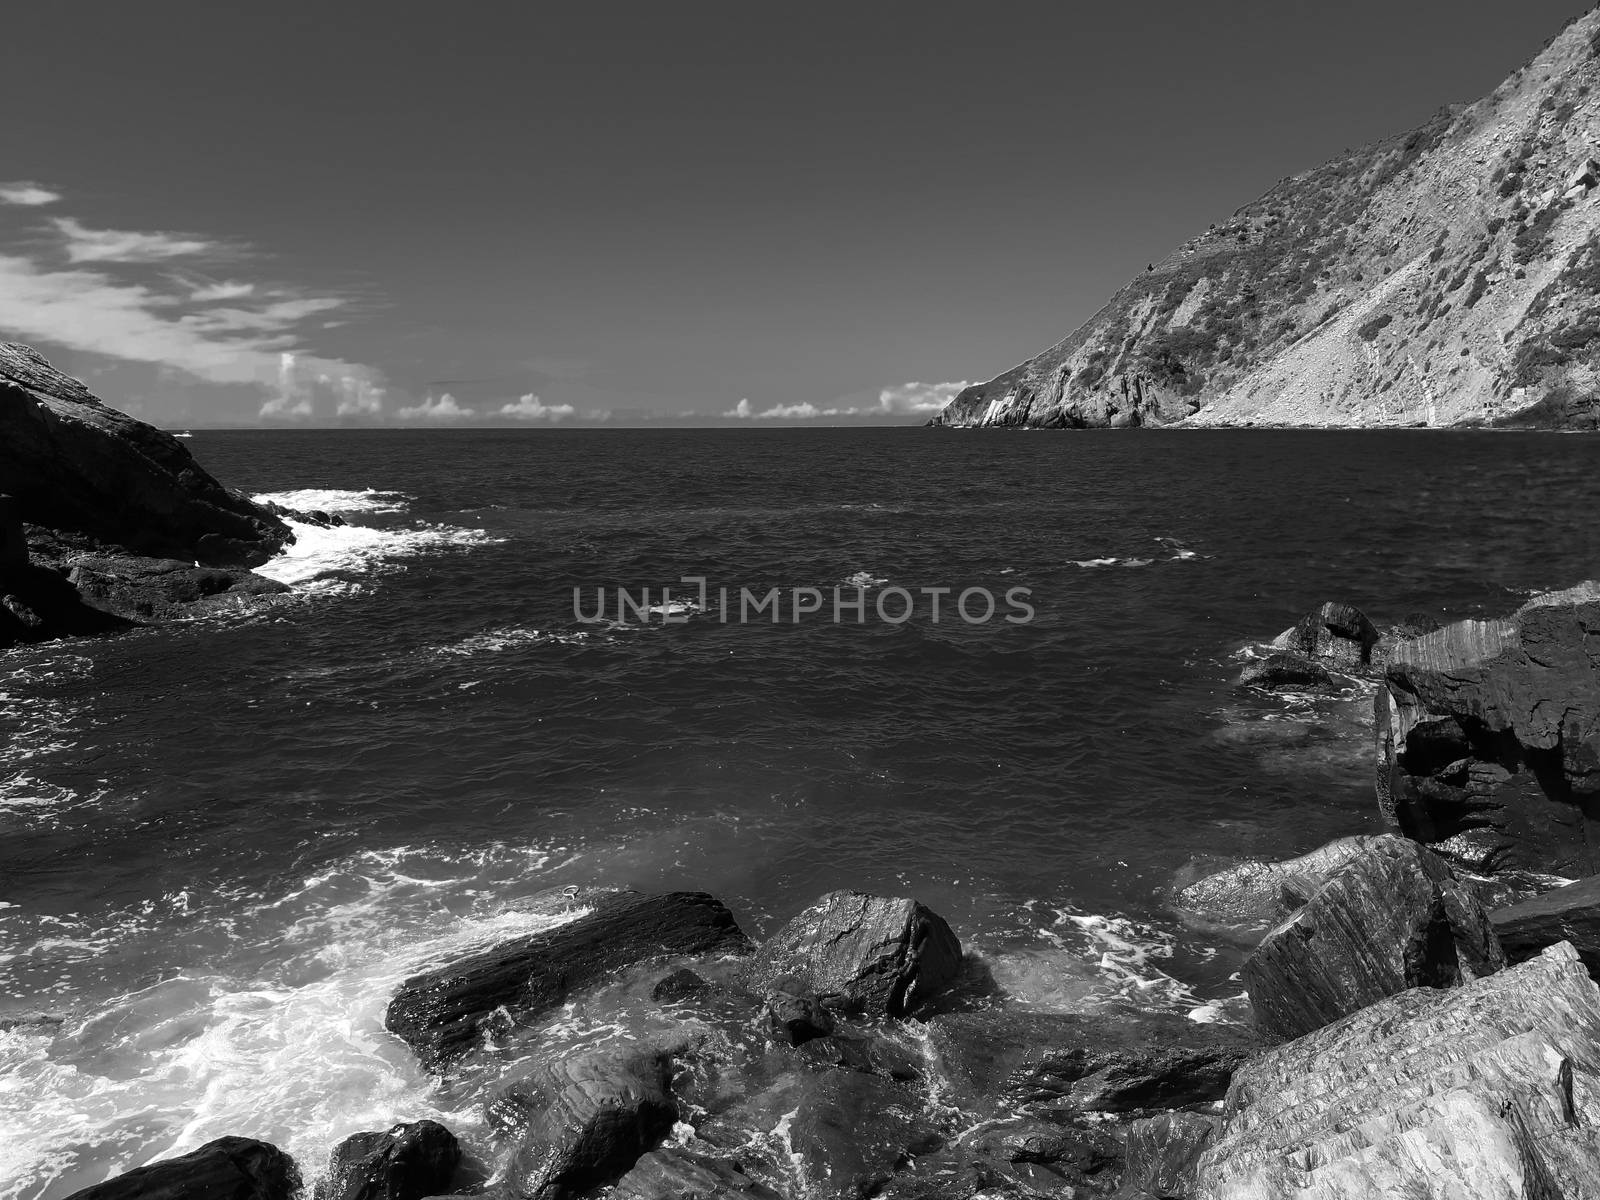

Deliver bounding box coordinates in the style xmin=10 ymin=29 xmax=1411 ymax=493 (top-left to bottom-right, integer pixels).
xmin=3 ymin=427 xmax=1598 ymax=1195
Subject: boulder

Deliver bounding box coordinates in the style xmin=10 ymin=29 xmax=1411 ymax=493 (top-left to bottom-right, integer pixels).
xmin=1237 ymin=651 xmax=1337 ymax=693
xmin=385 ymin=890 xmax=750 ymax=1071
xmin=1195 ymin=942 xmax=1600 ymax=1198
xmin=924 ymin=1007 xmax=1257 ymax=1116
xmin=66 ymin=554 xmax=289 ymax=623
xmin=611 ymin=1148 xmax=784 ymax=1200
xmin=786 ymin=1067 xmax=942 ymax=1200
xmin=1242 ymin=835 xmax=1504 ymax=1040
xmin=792 ymin=1030 xmax=924 ymax=1082
xmin=1376 ymin=581 xmax=1600 ymax=876
xmin=60 ymin=1136 xmax=299 ymax=1200
xmin=970 ymin=1118 xmax=1122 ymax=1173
xmin=1269 ymin=602 xmax=1380 ymax=669
xmin=498 ymin=1048 xmax=677 ymax=1200
xmin=316 ymin=1121 xmax=460 ymax=1200
xmin=1491 ymin=873 xmax=1600 ymax=976
xmin=0 ymin=343 xmax=291 ymax=567
xmin=1115 ymin=1111 xmax=1219 ymax=1200
xmin=650 ymin=968 xmax=712 ymax=1003
xmin=1175 ymin=836 xmax=1372 ymax=930
xmin=763 ymin=979 xmax=835 ymax=1045
xmin=744 ymin=891 xmax=962 ymax=1019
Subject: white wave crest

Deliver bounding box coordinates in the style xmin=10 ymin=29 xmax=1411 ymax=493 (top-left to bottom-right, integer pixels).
xmin=251 ymin=488 xmax=411 ymax=514
xmin=255 ymin=520 xmax=504 ymax=591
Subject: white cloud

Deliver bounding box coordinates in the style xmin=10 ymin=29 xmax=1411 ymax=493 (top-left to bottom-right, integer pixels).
xmin=51 ymin=217 xmax=216 ymax=264
xmin=188 ymin=280 xmax=256 ymax=302
xmin=724 ymin=398 xmax=753 ymax=418
xmin=875 ymin=380 xmax=969 ymax=414
xmin=0 ymin=182 xmax=61 ymax=207
xmin=498 ymin=392 xmax=576 ymax=421
xmin=396 ymin=393 xmax=476 ymax=421
xmin=720 ymin=382 xmax=970 ymax=422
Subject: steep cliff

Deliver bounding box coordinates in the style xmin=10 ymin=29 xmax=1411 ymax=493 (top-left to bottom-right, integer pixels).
xmin=932 ymin=10 xmax=1600 ymax=429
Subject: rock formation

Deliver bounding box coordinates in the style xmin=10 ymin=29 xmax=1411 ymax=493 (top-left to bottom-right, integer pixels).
xmin=932 ymin=11 xmax=1600 ymax=429
xmin=1492 ymin=873 xmax=1600 ymax=976
xmin=315 ymin=1121 xmax=461 ymax=1200
xmin=60 ymin=1137 xmax=300 ymax=1200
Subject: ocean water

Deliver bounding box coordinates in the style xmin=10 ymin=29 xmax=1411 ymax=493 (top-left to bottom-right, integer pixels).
xmin=2 ymin=427 xmax=1598 ymax=1196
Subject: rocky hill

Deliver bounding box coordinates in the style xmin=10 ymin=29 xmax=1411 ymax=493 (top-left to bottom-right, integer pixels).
xmin=931 ymin=9 xmax=1600 ymax=429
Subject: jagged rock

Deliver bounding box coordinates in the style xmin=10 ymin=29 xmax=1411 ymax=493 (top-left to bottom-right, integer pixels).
xmin=925 ymin=1007 xmax=1257 ymax=1116
xmin=66 ymin=555 xmax=289 ymax=622
xmin=763 ymin=978 xmax=835 ymax=1045
xmin=787 ymin=1067 xmax=942 ymax=1200
xmin=1492 ymin=873 xmax=1600 ymax=976
xmin=498 ymin=1048 xmax=677 ymax=1200
xmin=1115 ymin=1111 xmax=1219 ymax=1200
xmin=1243 ymin=835 xmax=1504 ymax=1040
xmin=60 ymin=1136 xmax=300 ymax=1200
xmin=793 ymin=1030 xmax=925 ymax=1082
xmin=970 ymin=1118 xmax=1122 ymax=1171
xmin=316 ymin=1121 xmax=460 ymax=1200
xmin=1236 ymin=651 xmax=1337 ymax=692
xmin=650 ymin=968 xmax=712 ymax=1003
xmin=1376 ymin=581 xmax=1600 ymax=876
xmin=0 ymin=343 xmax=291 ymax=567
xmin=1195 ymin=942 xmax=1600 ymax=1198
xmin=611 ymin=1148 xmax=783 ymax=1200
xmin=1269 ymin=602 xmax=1380 ymax=669
xmin=386 ymin=891 xmax=750 ymax=1071
xmin=1176 ymin=836 xmax=1372 ymax=930
xmin=745 ymin=891 xmax=962 ymax=1019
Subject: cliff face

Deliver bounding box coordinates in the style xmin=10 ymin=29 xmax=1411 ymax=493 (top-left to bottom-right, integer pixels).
xmin=932 ymin=10 xmax=1600 ymax=430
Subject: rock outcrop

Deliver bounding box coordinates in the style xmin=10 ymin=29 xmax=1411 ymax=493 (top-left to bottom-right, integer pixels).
xmin=743 ymin=891 xmax=962 ymax=1019
xmin=931 ymin=10 xmax=1600 ymax=430
xmin=61 ymin=1137 xmax=300 ymax=1200
xmin=385 ymin=890 xmax=750 ymax=1071
xmin=1492 ymin=873 xmax=1600 ymax=975
xmin=1195 ymin=942 xmax=1600 ymax=1198
xmin=316 ymin=1121 xmax=460 ymax=1200
xmin=1177 ymin=835 xmax=1373 ymax=931
xmin=1376 ymin=581 xmax=1600 ymax=876
xmin=1242 ymin=835 xmax=1505 ymax=1039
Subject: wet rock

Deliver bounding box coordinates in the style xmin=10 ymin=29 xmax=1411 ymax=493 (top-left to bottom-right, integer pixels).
xmin=787 ymin=1067 xmax=942 ymax=1200
xmin=66 ymin=555 xmax=289 ymax=623
xmin=650 ymin=968 xmax=712 ymax=1003
xmin=1115 ymin=1111 xmax=1218 ymax=1199
xmin=792 ymin=1030 xmax=925 ymax=1082
xmin=60 ymin=1136 xmax=300 ymax=1200
xmin=763 ymin=978 xmax=835 ymax=1045
xmin=1176 ymin=836 xmax=1372 ymax=930
xmin=611 ymin=1148 xmax=784 ymax=1200
xmin=1236 ymin=652 xmax=1336 ymax=693
xmin=970 ymin=1118 xmax=1121 ymax=1172
xmin=0 ymin=1010 xmax=65 ymax=1034
xmin=1491 ymin=873 xmax=1600 ymax=976
xmin=925 ymin=1007 xmax=1257 ymax=1116
xmin=386 ymin=890 xmax=750 ymax=1071
xmin=1269 ymin=601 xmax=1380 ymax=669
xmin=879 ymin=1146 xmax=1099 ymax=1200
xmin=498 ymin=1048 xmax=677 ymax=1200
xmin=1376 ymin=581 xmax=1600 ymax=876
xmin=316 ymin=1121 xmax=460 ymax=1200
xmin=1243 ymin=834 xmax=1504 ymax=1040
xmin=745 ymin=891 xmax=962 ymax=1019
xmin=1196 ymin=942 xmax=1600 ymax=1198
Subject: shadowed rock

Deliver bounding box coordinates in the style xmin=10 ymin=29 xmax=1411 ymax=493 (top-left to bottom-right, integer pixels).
xmin=787 ymin=1067 xmax=942 ymax=1200
xmin=611 ymin=1148 xmax=784 ymax=1200
xmin=1492 ymin=873 xmax=1600 ymax=977
xmin=385 ymin=891 xmax=750 ymax=1071
xmin=1237 ymin=651 xmax=1337 ymax=693
xmin=763 ymin=978 xmax=835 ymax=1046
xmin=1243 ymin=835 xmax=1504 ymax=1040
xmin=745 ymin=891 xmax=962 ymax=1019
xmin=60 ymin=1137 xmax=300 ymax=1200
xmin=1269 ymin=602 xmax=1380 ymax=669
xmin=316 ymin=1121 xmax=460 ymax=1200
xmin=1116 ymin=1111 xmax=1220 ymax=1200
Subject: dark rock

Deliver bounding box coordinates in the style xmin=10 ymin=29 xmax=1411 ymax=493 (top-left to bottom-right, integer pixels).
xmin=611 ymin=1148 xmax=784 ymax=1200
xmin=1491 ymin=873 xmax=1600 ymax=976
xmin=1175 ymin=836 xmax=1372 ymax=930
xmin=792 ymin=1031 xmax=925 ymax=1082
xmin=386 ymin=890 xmax=750 ymax=1071
xmin=0 ymin=343 xmax=291 ymax=567
xmin=0 ymin=493 xmax=24 ymax=569
xmin=1242 ymin=834 xmax=1505 ymax=1040
xmin=60 ymin=1136 xmax=299 ymax=1200
xmin=970 ymin=1118 xmax=1121 ymax=1172
xmin=1376 ymin=581 xmax=1600 ymax=876
xmin=650 ymin=968 xmax=712 ymax=1003
xmin=745 ymin=891 xmax=962 ymax=1019
xmin=499 ymin=1048 xmax=677 ymax=1200
xmin=787 ymin=1067 xmax=942 ymax=1200
xmin=1268 ymin=601 xmax=1380 ymax=669
xmin=763 ymin=978 xmax=835 ymax=1046
xmin=1115 ymin=1111 xmax=1218 ymax=1199
xmin=1236 ymin=651 xmax=1337 ymax=693
xmin=66 ymin=555 xmax=289 ymax=623
xmin=1196 ymin=942 xmax=1600 ymax=1197
xmin=925 ymin=1007 xmax=1257 ymax=1116
xmin=316 ymin=1121 xmax=461 ymax=1200
xmin=0 ymin=1010 xmax=65 ymax=1034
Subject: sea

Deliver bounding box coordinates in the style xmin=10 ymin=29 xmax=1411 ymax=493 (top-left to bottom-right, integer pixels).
xmin=2 ymin=427 xmax=1598 ymax=1197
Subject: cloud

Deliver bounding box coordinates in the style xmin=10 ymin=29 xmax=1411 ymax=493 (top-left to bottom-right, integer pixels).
xmin=498 ymin=392 xmax=576 ymax=421
xmin=0 ymin=182 xmax=62 ymax=207
xmin=51 ymin=217 xmax=216 ymax=264
xmin=188 ymin=280 xmax=256 ymax=302
xmin=724 ymin=398 xmax=753 ymax=418
xmin=875 ymin=380 xmax=969 ymax=414
xmin=720 ymin=382 xmax=970 ymax=422
xmin=396 ymin=393 xmax=476 ymax=421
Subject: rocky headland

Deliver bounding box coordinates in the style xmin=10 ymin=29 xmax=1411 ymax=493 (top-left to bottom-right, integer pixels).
xmin=931 ymin=9 xmax=1600 ymax=430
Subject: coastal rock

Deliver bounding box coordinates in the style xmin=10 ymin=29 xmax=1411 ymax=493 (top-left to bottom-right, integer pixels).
xmin=792 ymin=1030 xmax=925 ymax=1082
xmin=499 ymin=1048 xmax=677 ymax=1200
xmin=316 ymin=1121 xmax=461 ymax=1200
xmin=650 ymin=968 xmax=712 ymax=1003
xmin=745 ymin=891 xmax=962 ymax=1019
xmin=385 ymin=890 xmax=750 ymax=1071
xmin=1268 ymin=602 xmax=1379 ymax=670
xmin=925 ymin=1008 xmax=1257 ymax=1116
xmin=1376 ymin=581 xmax=1600 ymax=876
xmin=763 ymin=978 xmax=835 ymax=1045
xmin=611 ymin=1149 xmax=784 ymax=1200
xmin=60 ymin=1136 xmax=300 ymax=1200
xmin=66 ymin=554 xmax=289 ymax=623
xmin=971 ymin=1118 xmax=1122 ymax=1173
xmin=787 ymin=1067 xmax=942 ymax=1200
xmin=0 ymin=343 xmax=291 ymax=567
xmin=1491 ymin=873 xmax=1600 ymax=976
xmin=1175 ymin=836 xmax=1371 ymax=930
xmin=1242 ymin=834 xmax=1504 ymax=1040
xmin=1115 ymin=1111 xmax=1219 ymax=1200
xmin=1236 ymin=651 xmax=1336 ymax=693
xmin=1195 ymin=942 xmax=1600 ymax=1198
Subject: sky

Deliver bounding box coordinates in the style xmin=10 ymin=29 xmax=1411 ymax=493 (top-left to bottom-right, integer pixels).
xmin=1 ymin=0 xmax=1589 ymax=426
